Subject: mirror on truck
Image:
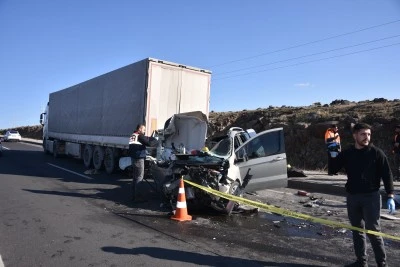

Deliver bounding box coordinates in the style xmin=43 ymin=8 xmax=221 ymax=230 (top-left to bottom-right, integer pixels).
xmin=39 ymin=113 xmax=45 ymax=125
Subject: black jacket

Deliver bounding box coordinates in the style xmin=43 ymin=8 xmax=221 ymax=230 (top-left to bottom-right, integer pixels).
xmin=128 ymin=132 xmax=158 ymax=159
xmin=332 ymin=144 xmax=394 ymax=195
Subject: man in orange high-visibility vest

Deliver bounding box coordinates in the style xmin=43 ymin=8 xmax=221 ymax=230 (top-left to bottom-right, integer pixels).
xmin=325 ymin=124 xmax=341 ymax=175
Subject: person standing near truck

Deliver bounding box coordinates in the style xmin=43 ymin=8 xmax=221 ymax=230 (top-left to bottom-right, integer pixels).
xmin=325 ymin=124 xmax=341 ymax=175
xmin=129 ymin=124 xmax=158 ymax=202
xmin=392 ymin=124 xmax=400 ymax=181
xmin=332 ymin=123 xmax=395 ymax=267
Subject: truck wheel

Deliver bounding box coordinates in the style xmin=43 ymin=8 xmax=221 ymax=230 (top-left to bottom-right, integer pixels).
xmin=104 ymin=147 xmax=116 ymax=174
xmin=53 ymin=141 xmax=58 ymax=158
xmin=43 ymin=139 xmax=49 ymax=154
xmin=93 ymin=146 xmax=104 ymax=170
xmin=83 ymin=145 xmax=93 ymax=168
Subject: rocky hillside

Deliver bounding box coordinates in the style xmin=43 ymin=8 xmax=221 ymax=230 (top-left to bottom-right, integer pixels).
xmin=3 ymin=98 xmax=400 ymax=171
xmin=207 ymin=98 xmax=400 ymax=171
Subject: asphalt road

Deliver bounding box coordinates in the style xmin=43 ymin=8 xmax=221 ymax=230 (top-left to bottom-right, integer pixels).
xmin=0 ymin=141 xmax=399 ymax=267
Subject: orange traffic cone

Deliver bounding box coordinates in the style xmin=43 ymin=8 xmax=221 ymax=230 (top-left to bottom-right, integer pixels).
xmin=171 ymin=178 xmax=192 ymax=222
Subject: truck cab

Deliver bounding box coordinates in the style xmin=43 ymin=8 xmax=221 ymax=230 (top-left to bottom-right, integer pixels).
xmin=39 ymin=103 xmax=49 ymax=152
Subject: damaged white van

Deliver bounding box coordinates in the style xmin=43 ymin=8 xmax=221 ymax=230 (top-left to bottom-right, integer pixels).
xmin=150 ymin=111 xmax=288 ymax=212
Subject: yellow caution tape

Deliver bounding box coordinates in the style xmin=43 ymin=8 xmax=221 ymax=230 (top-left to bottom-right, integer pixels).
xmin=184 ymin=180 xmax=400 ymax=242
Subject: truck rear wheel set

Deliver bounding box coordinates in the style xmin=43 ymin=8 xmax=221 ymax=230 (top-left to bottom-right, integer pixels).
xmin=93 ymin=146 xmax=104 ymax=170
xmin=82 ymin=145 xmax=117 ymax=174
xmin=104 ymin=147 xmax=117 ymax=174
xmin=53 ymin=141 xmax=58 ymax=158
xmin=83 ymin=145 xmax=93 ymax=168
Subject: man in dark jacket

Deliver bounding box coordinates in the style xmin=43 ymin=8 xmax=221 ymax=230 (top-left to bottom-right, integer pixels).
xmin=332 ymin=123 xmax=395 ymax=267
xmin=129 ymin=124 xmax=158 ymax=202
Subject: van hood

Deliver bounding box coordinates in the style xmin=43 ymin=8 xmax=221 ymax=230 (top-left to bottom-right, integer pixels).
xmin=162 ymin=111 xmax=208 ymax=152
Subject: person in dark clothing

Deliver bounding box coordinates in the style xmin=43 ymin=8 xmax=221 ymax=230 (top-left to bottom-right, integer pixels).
xmin=129 ymin=124 xmax=158 ymax=202
xmin=332 ymin=123 xmax=395 ymax=267
xmin=325 ymin=124 xmax=341 ymax=175
xmin=392 ymin=125 xmax=400 ymax=181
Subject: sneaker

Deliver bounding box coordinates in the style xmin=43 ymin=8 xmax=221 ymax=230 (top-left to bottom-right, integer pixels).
xmin=344 ymin=260 xmax=368 ymax=267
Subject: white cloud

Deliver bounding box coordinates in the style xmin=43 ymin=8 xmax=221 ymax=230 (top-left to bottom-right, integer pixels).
xmin=294 ymin=82 xmax=316 ymax=88
xmin=294 ymin=82 xmax=311 ymax=87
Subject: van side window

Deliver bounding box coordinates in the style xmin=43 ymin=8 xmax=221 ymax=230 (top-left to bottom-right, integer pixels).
xmin=245 ymin=130 xmax=284 ymax=159
xmin=247 ymin=137 xmax=265 ymax=159
xmin=259 ymin=131 xmax=283 ymax=156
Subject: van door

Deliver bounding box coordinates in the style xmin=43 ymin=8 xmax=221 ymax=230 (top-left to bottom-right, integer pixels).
xmin=235 ymin=128 xmax=287 ymax=191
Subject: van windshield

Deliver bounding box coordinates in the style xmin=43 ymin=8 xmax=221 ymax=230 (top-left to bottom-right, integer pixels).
xmin=209 ymin=137 xmax=232 ymax=158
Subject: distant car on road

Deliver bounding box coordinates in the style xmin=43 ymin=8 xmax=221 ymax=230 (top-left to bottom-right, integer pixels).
xmin=3 ymin=130 xmax=22 ymax=142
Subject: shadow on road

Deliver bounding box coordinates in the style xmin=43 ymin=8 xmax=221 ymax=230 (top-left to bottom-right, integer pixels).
xmin=2 ymin=147 xmax=166 ymax=211
xmin=22 ymin=187 xmax=164 ymax=213
xmin=101 ymin=246 xmax=325 ymax=267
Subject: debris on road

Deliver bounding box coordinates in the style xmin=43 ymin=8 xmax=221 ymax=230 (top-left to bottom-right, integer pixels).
xmin=381 ymin=213 xmax=400 ymax=221
xmin=303 ymin=201 xmax=319 ymax=208
xmin=303 ymin=198 xmax=325 ymax=208
xmin=297 ymin=190 xmax=310 ymax=196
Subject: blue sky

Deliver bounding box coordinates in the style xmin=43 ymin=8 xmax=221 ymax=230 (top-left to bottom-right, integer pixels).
xmin=1 ymin=0 xmax=399 ymax=129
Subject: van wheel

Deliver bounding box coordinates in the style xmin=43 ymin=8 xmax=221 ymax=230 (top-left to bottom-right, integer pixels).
xmin=83 ymin=145 xmax=93 ymax=168
xmin=104 ymin=147 xmax=116 ymax=174
xmin=229 ymin=181 xmax=243 ymax=206
xmin=229 ymin=180 xmax=242 ymax=197
xmin=93 ymin=146 xmax=104 ymax=170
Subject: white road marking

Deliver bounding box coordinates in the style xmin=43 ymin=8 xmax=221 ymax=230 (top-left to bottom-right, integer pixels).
xmin=23 ymin=142 xmax=42 ymax=147
xmin=1 ymin=142 xmax=41 ymax=149
xmin=0 ymin=254 xmax=4 ymax=267
xmin=47 ymin=163 xmax=93 ymax=180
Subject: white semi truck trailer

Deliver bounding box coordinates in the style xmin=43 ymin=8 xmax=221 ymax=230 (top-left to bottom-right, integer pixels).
xmin=40 ymin=58 xmax=211 ymax=174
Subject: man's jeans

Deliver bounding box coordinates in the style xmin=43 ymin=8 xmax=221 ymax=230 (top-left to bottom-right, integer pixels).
xmin=131 ymin=158 xmax=145 ymax=199
xmin=347 ymin=191 xmax=386 ymax=265
xmin=327 ymin=152 xmax=336 ymax=174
